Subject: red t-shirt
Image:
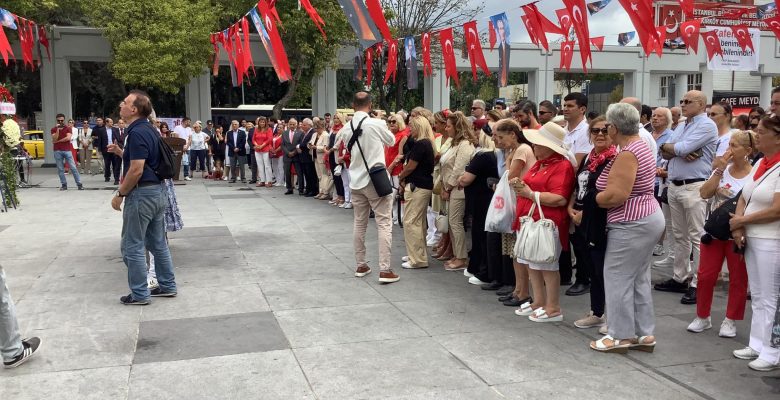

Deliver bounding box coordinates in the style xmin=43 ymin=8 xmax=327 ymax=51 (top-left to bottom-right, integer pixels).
xmin=512 ymin=154 xmax=575 ymax=251
xmin=270 ymin=135 xmax=283 ymax=158
xmin=253 ymin=128 xmax=273 ymax=152
xmin=51 ymin=126 xmax=73 ymax=151
xmin=385 ymin=127 xmax=409 ymax=176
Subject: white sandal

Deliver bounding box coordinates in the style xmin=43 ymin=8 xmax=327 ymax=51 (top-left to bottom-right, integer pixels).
xmin=590 ymin=335 xmax=631 ymax=353
xmin=514 ymin=302 xmax=537 ymax=316
xmin=629 ymin=336 xmax=656 ymax=353
xmin=529 ymin=308 xmax=564 ymax=323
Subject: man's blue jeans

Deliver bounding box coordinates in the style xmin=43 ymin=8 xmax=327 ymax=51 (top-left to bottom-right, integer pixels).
xmin=121 ymin=184 xmax=176 ymax=301
xmin=54 ymin=150 xmax=82 ymax=187
xmin=0 ymin=264 xmax=23 ymax=362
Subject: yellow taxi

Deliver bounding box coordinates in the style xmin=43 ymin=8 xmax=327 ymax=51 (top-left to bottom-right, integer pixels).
xmin=21 ymin=130 xmax=45 ymax=159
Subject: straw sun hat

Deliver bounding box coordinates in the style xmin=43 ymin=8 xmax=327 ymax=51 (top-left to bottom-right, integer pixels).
xmin=523 ymin=121 xmax=578 ymax=166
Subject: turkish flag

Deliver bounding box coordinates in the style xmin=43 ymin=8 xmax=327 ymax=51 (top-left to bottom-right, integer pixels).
xmin=0 ymin=25 xmax=13 ymax=66
xmin=766 ymin=15 xmax=780 ymax=41
xmin=365 ymin=45 xmax=373 ymax=86
xmin=522 ymin=4 xmax=552 ymax=52
xmin=701 ymin=29 xmax=724 ymax=61
xmin=648 ymin=25 xmax=665 ymax=58
xmin=383 ymin=40 xmax=398 ymax=84
xmin=560 ymin=41 xmax=575 ymax=71
xmin=257 ymin=0 xmax=292 ymax=82
xmin=463 ymin=21 xmax=491 ymax=82
xmin=677 ymin=0 xmax=694 ymax=19
xmin=563 ymin=0 xmax=592 ymax=68
xmin=730 ymin=24 xmax=754 ymax=53
xmin=19 ymin=19 xmax=34 ymax=69
xmin=488 ymin=21 xmax=496 ymax=50
xmin=241 ymin=17 xmax=255 ymax=76
xmin=590 ymin=36 xmax=605 ymax=51
xmin=421 ymin=32 xmax=432 ymax=77
xmin=555 ymin=9 xmax=572 ymax=38
xmin=521 ymin=15 xmax=539 ymax=47
xmin=618 ymin=0 xmax=659 ymax=57
xmin=210 ymin=34 xmax=220 ymax=76
xmin=37 ymin=25 xmax=50 ymax=61
xmin=679 ymin=19 xmax=701 ymax=54
xmin=366 ymin=0 xmax=393 ymax=43
xmin=299 ymin=0 xmax=326 ymax=39
xmin=438 ymin=28 xmax=459 ymax=87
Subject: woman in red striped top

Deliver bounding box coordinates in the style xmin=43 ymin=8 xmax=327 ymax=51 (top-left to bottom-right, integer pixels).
xmin=590 ymin=103 xmax=665 ymax=354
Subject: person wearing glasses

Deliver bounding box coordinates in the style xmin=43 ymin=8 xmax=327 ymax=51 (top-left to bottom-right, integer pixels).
xmin=770 ymin=86 xmax=780 ymax=116
xmin=51 ymin=113 xmax=83 ymax=190
xmin=649 ymin=108 xmax=675 ymax=260
xmin=538 ymin=100 xmax=557 ymax=125
xmin=709 ymin=103 xmax=738 ymax=162
xmin=655 ymin=90 xmax=718 ymax=305
xmin=471 ymin=99 xmax=486 ymax=121
xmin=687 ymin=130 xmax=755 ymax=338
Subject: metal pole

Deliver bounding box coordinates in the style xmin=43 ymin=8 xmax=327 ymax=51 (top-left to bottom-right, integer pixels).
xmin=241 ymin=82 xmax=246 ymax=105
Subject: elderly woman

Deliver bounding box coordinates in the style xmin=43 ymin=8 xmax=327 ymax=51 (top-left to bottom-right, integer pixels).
xmin=510 ymin=122 xmax=575 ymax=322
xmin=688 ymin=130 xmax=755 ymax=337
xmin=590 ymin=103 xmax=664 ymax=353
xmin=252 ymin=117 xmax=274 ymax=187
xmin=569 ymin=116 xmax=617 ymax=329
xmin=398 ymin=116 xmax=436 ymax=269
xmin=650 ymin=107 xmax=674 ymax=258
xmin=186 ymin=121 xmax=210 ymax=179
xmin=314 ymin=119 xmax=333 ymax=199
xmin=730 ymin=115 xmax=780 ymax=372
xmin=439 ymin=111 xmax=476 ymax=271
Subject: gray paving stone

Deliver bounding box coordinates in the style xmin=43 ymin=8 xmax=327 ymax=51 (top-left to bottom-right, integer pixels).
xmin=0 ymin=224 xmax=9 ymax=233
xmin=395 ymin=295 xmax=532 ymax=335
xmin=168 ymin=235 xmax=238 ymax=252
xmin=657 ymin=358 xmax=777 ymax=400
xmin=16 ymin=292 xmax=142 ymax=331
xmin=294 ymin=337 xmax=485 ymax=399
xmin=170 ymin=248 xmax=248 ymax=269
xmin=134 ymin=312 xmax=289 ymax=364
xmin=174 ymin=264 xmax=259 ymax=287
xmin=140 ymin=283 xmax=269 ymax=322
xmin=275 ymin=303 xmax=428 ymax=348
xmin=0 ymin=366 xmax=131 ymax=400
xmin=44 ymin=255 xmax=125 ymax=276
xmin=27 ymin=271 xmax=129 ymax=299
xmin=128 ymin=350 xmax=314 ymax=400
xmin=247 ymin=256 xmax=353 ymax=282
xmin=166 ymin=225 xmax=232 ymax=238
xmin=260 ymin=278 xmax=386 ymax=311
xmin=209 ymin=194 xmax=258 ymax=199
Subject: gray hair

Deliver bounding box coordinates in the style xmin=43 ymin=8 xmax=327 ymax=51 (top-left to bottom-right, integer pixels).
xmin=606 ymin=103 xmax=640 ymax=136
xmin=472 ymin=99 xmax=486 ymax=110
xmin=302 ymin=118 xmax=313 ymax=126
xmin=653 ymin=107 xmax=673 ymax=131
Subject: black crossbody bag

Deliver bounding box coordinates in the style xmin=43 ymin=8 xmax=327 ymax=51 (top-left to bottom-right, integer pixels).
xmin=347 ymin=116 xmax=393 ymax=197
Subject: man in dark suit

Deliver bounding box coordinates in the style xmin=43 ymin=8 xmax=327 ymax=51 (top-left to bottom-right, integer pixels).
xmin=225 ymin=120 xmax=247 ymax=183
xmin=297 ymin=118 xmax=319 ymax=196
xmin=496 ymin=17 xmax=510 ymax=88
xmin=281 ymin=118 xmax=303 ymax=195
xmin=93 ymin=117 xmax=121 ymax=184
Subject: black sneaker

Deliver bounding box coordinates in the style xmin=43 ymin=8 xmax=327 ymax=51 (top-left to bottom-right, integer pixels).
xmin=120 ymin=294 xmax=150 ymax=305
xmin=653 ymin=278 xmax=689 ymax=293
xmin=681 ymin=287 xmax=697 ymax=305
xmin=77 ymin=184 xmax=84 ymax=191
xmin=60 ymin=186 xmax=67 ymax=191
xmin=481 ymin=281 xmax=503 ymax=291
xmin=496 ymin=286 xmax=515 ymax=296
xmin=4 ymin=337 xmax=42 ymax=368
xmin=150 ymin=287 xmax=177 ymax=297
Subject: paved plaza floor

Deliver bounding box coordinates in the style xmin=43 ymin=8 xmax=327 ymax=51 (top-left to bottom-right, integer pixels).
xmin=0 ymin=167 xmax=778 ymax=399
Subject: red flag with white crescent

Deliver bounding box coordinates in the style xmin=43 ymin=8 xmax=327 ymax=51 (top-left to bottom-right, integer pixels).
xmin=649 ymin=25 xmax=665 ymax=57
xmin=563 ymin=0 xmax=592 ymax=67
xmin=366 ymin=0 xmax=393 ymax=43
xmin=19 ymin=19 xmax=34 ymax=69
xmin=677 ymin=0 xmax=694 ymax=19
xmin=257 ymin=0 xmax=291 ymax=82
xmin=299 ymin=0 xmax=326 ymax=39
xmin=37 ymin=25 xmax=50 ymax=61
xmin=730 ymin=24 xmax=754 ymax=53
xmin=522 ymin=5 xmax=550 ymax=51
xmin=383 ymin=39 xmax=398 ymax=84
xmin=241 ymin=17 xmax=255 ymax=76
xmin=365 ymin=45 xmax=373 ymax=86
xmin=521 ymin=15 xmax=539 ymax=47
xmin=232 ymin=26 xmax=246 ymax=85
xmin=555 ymin=9 xmax=572 ymax=38
xmin=438 ymin=28 xmax=459 ymax=87
xmin=618 ymin=0 xmax=659 ymax=57
xmin=766 ymin=15 xmax=780 ymax=41
xmin=559 ymin=41 xmax=575 ymax=71
xmin=0 ymin=24 xmax=13 ymax=66
xmin=421 ymin=32 xmax=432 ymax=77
xmin=590 ymin=36 xmax=604 ymax=51
xmin=488 ymin=21 xmax=496 ymax=51
xmin=210 ymin=34 xmax=220 ymax=76
xmin=701 ymin=29 xmax=723 ymax=61
xmin=463 ymin=21 xmax=491 ymax=82
xmin=679 ymin=19 xmax=700 ymax=54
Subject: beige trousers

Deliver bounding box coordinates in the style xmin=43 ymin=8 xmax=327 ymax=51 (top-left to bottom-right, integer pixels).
xmin=447 ymin=196 xmax=468 ymax=259
xmin=403 ymin=185 xmax=432 ymax=267
xmin=668 ymin=181 xmax=707 ymax=287
xmin=352 ymin=183 xmax=393 ymax=272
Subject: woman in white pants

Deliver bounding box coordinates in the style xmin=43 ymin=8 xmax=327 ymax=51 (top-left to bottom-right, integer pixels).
xmin=270 ymin=128 xmax=284 ymax=186
xmin=253 ymin=117 xmax=274 ymax=187
xmin=730 ymin=115 xmax=780 ymax=372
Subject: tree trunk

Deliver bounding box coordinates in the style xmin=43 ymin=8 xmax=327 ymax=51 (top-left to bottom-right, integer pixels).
xmin=394 ymin=52 xmax=404 ymax=112
xmin=273 ymin=67 xmax=304 ymax=120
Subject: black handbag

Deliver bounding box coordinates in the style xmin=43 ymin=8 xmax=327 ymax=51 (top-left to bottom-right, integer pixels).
xmin=703 ymin=191 xmax=740 ymax=241
xmin=348 ymin=117 xmax=393 ymax=197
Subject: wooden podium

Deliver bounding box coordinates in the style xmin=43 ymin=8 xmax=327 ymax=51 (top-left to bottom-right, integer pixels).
xmin=163 ymin=137 xmax=186 ymax=181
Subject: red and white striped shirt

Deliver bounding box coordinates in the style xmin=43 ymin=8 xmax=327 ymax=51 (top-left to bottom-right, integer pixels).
xmin=596 ymin=139 xmax=659 ymax=223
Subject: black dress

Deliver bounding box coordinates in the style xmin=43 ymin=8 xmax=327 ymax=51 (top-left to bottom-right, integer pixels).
xmin=210 ymin=135 xmax=226 ymax=162
xmin=464 ymin=150 xmax=499 ymax=281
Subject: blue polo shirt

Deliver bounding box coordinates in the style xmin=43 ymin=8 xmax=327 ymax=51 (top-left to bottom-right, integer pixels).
xmin=123 ymin=118 xmax=161 ymax=184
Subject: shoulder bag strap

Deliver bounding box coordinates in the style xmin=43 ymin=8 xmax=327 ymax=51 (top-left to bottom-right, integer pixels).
xmin=745 ymin=163 xmax=780 ymax=209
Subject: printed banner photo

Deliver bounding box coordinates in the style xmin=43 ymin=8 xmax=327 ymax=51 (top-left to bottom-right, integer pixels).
xmin=249 ymin=8 xmax=291 ymax=82
xmin=490 ymin=13 xmax=511 ymax=87
xmin=586 ymin=0 xmax=611 ymax=15
xmin=404 ymin=37 xmax=418 ymax=90
xmin=338 ymin=0 xmax=382 ymax=49
xmin=707 ymin=26 xmax=760 ymax=72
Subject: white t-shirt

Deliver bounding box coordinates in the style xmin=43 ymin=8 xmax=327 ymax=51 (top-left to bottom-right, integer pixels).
xmin=189 ymin=132 xmax=208 ymax=151
xmin=173 ymin=125 xmax=192 ymax=140
xmin=715 ymin=129 xmax=737 ymax=157
xmin=742 ymin=162 xmax=780 ymax=239
xmin=637 ymin=126 xmax=658 ymax=157
xmin=564 ymin=119 xmax=593 ymax=156
xmin=336 ymin=111 xmax=395 ymax=190
xmin=710 ymin=165 xmax=751 ymax=208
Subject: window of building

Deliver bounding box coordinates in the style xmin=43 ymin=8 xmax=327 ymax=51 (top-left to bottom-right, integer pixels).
xmin=659 ymin=76 xmax=673 ymax=99
xmin=688 ymin=74 xmax=702 ymax=91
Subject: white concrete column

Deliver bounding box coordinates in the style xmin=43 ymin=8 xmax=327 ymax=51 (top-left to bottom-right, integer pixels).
xmin=312 ymin=68 xmax=337 ymax=117
xmin=674 ymin=74 xmax=688 ymax=104
xmin=39 ymin=56 xmax=72 ymax=166
xmin=622 ymin=70 xmax=651 ymax=104
xmin=527 ymin=68 xmax=554 ymax=103
xmin=759 ymin=75 xmax=774 ymax=109
xmin=423 ymin=70 xmax=450 ymax=111
xmin=700 ymin=67 xmax=714 ymax=104
xmin=185 ymin=72 xmax=212 ymax=122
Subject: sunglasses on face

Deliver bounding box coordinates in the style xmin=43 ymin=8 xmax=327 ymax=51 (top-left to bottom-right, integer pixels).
xmin=590 ymin=127 xmax=609 ymax=135
xmin=471 ymin=107 xmax=482 ymax=110
xmin=388 ymin=120 xmax=397 ymax=124
xmin=708 ymin=113 xmax=723 ymax=117
xmin=56 ymin=119 xmax=65 ymax=123
xmin=680 ymin=99 xmax=696 ymax=105
xmin=749 ymin=123 xmax=758 ymax=129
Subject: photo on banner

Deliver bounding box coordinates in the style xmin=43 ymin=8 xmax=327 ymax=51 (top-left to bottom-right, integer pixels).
xmin=490 ymin=12 xmax=511 ymax=87
xmin=618 ymin=31 xmax=636 ymax=46
xmin=249 ymin=9 xmax=288 ymax=82
xmin=337 ymin=0 xmax=383 ymax=49
xmin=0 ymin=8 xmax=16 ymax=29
xmin=757 ymin=2 xmax=777 ymax=19
xmin=586 ymin=0 xmax=611 ymax=15
xmin=404 ymin=37 xmax=418 ymax=90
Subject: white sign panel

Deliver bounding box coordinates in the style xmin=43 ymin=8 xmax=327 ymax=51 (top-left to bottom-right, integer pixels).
xmin=0 ymin=102 xmax=15 ymax=115
xmin=707 ymin=27 xmax=760 ymax=72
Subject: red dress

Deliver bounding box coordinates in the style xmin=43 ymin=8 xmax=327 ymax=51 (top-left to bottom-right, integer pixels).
xmin=385 ymin=127 xmax=409 ymax=176
xmin=512 ymin=154 xmax=575 ymax=250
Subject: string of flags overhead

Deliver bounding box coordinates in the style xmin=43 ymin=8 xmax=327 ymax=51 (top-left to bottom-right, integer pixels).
xmin=0 ymin=8 xmax=51 ymax=70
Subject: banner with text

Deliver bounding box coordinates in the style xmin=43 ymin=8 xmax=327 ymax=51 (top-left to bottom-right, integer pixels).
xmin=707 ymin=26 xmax=760 ymax=71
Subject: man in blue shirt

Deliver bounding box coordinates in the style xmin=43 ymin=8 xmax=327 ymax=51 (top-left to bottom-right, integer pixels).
xmin=654 ymin=90 xmax=717 ymax=306
xmin=110 ymin=90 xmax=177 ymax=305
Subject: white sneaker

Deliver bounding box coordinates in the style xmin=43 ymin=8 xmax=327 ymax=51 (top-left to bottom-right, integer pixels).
xmin=687 ymin=317 xmax=712 ymax=333
xmin=184 ymin=176 xmax=192 ymax=181
xmin=222 ymin=176 xmax=228 ymax=181
xmin=733 ymin=346 xmax=759 ymax=360
xmin=748 ymin=359 xmax=780 ymax=372
xmin=426 ymin=239 xmax=437 ymax=247
xmin=653 ymin=256 xmax=675 ymax=268
xmin=343 ymin=202 xmax=353 ymax=209
xmin=401 ymin=261 xmax=427 ymax=269
xmin=598 ymin=324 xmax=608 ymax=335
xmin=468 ymin=276 xmax=486 ymax=285
xmin=402 ymin=256 xmax=410 ymax=262
xmin=719 ymin=318 xmax=737 ymax=338
xmin=463 ymin=269 xmax=474 ymax=278
xmin=653 ymin=244 xmax=665 ymax=256
xmin=147 ymin=277 xmax=159 ymax=290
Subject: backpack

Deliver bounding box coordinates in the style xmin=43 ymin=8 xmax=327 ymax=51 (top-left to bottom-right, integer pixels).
xmin=153 ymin=137 xmax=176 ymax=180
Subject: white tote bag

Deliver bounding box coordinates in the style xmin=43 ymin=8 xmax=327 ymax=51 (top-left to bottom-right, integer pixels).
xmin=485 ymin=171 xmax=516 ymax=233
xmin=514 ymin=192 xmax=560 ymax=264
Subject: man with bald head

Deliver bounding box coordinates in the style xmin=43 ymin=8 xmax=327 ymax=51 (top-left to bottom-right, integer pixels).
xmin=297 ymin=118 xmax=319 ymax=196
xmin=226 ymin=120 xmax=247 ymax=183
xmin=654 ymin=90 xmax=718 ymax=305
xmin=282 ymin=118 xmax=304 ymax=194
xmin=620 ymin=97 xmax=658 ymax=155
xmin=670 ymin=106 xmax=683 ymax=131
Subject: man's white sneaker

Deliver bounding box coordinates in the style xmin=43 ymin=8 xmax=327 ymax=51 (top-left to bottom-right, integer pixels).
xmin=687 ymin=317 xmax=712 ymax=333
xmin=719 ymin=318 xmax=737 ymax=338
xmin=653 ymin=257 xmax=675 ymax=268
xmin=342 ymin=202 xmax=353 ymax=209
xmin=468 ymin=276 xmax=486 ymax=285
xmin=733 ymin=346 xmax=759 ymax=360
xmin=463 ymin=269 xmax=474 ymax=278
xmin=184 ymin=176 xmax=192 ymax=181
xmin=402 ymin=256 xmax=409 ymax=262
xmin=748 ymin=359 xmax=780 ymax=372
xmin=147 ymin=277 xmax=159 ymax=290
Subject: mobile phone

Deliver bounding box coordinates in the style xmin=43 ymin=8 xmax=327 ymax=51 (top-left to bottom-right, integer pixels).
xmin=733 ymin=241 xmax=746 ymax=255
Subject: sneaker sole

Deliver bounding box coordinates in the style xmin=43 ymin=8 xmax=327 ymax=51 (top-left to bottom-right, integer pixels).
xmin=748 ymin=363 xmax=780 ymax=372
xmin=402 ymin=265 xmax=428 ymax=269
xmin=355 ymin=270 xmax=371 ymax=277
xmin=121 ymin=299 xmax=150 ymax=305
xmin=719 ymin=332 xmax=737 ymax=338
xmin=574 ymin=321 xmax=605 ymax=329
xmin=150 ymin=292 xmax=177 ymax=298
xmin=3 ymin=341 xmax=42 ymax=369
xmin=733 ymin=353 xmax=759 ymax=360
xmin=378 ymin=277 xmax=400 ymax=283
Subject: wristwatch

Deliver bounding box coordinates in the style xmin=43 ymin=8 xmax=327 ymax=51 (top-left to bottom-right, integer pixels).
xmin=116 ymin=190 xmax=125 ymax=198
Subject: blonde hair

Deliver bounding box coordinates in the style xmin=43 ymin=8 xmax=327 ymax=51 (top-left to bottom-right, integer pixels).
xmin=732 ymin=130 xmax=757 ymax=152
xmin=446 ymin=111 xmax=475 ymax=145
xmin=411 ymin=107 xmax=435 ymax=127
xmin=333 ymin=112 xmax=347 ymax=126
xmin=409 ymin=116 xmax=435 ymax=144
xmin=388 ymin=113 xmax=406 ymax=131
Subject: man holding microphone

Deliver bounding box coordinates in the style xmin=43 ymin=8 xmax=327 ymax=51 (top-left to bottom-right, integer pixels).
xmin=51 ymin=113 xmax=83 ymax=190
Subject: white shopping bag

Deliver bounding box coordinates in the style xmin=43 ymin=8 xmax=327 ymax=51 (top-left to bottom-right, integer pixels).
xmin=485 ymin=171 xmax=516 ymax=233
